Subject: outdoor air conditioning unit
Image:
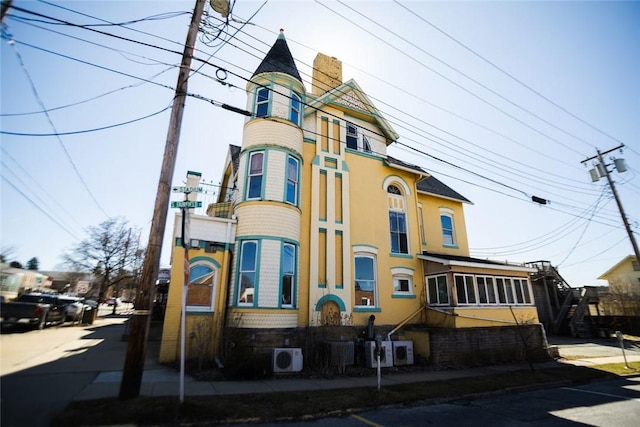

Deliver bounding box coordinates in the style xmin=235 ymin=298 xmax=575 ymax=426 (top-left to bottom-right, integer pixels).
xmin=272 ymin=348 xmax=303 ymax=373
xmin=392 ymin=341 xmax=414 ymax=366
xmin=365 ymin=341 xmax=393 ymax=368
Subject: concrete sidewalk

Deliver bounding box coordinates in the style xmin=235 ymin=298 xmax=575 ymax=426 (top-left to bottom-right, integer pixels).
xmin=73 ymin=349 xmax=640 ymax=401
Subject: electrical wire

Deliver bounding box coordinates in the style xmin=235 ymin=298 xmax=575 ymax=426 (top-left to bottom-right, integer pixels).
xmin=5 ymin=35 xmax=110 ymax=218
xmin=393 ymin=0 xmax=630 ymax=150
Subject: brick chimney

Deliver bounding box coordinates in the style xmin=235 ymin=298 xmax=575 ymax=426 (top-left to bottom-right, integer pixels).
xmin=312 ymin=53 xmax=342 ymax=96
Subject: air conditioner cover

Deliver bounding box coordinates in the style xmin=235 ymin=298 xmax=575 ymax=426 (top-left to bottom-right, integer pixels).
xmin=392 ymin=340 xmax=414 ymax=366
xmin=365 ymin=341 xmax=393 ymax=368
xmin=272 ymin=348 xmax=303 ymax=372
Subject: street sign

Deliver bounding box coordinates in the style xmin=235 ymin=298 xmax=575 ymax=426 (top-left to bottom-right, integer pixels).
xmin=172 ymin=186 xmax=203 ymax=193
xmin=171 ymin=201 xmax=202 ymax=208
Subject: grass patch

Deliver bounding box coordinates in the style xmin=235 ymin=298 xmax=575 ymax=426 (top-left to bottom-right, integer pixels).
xmin=589 ymin=361 xmax=640 ymax=376
xmin=52 ymin=365 xmax=615 ymax=427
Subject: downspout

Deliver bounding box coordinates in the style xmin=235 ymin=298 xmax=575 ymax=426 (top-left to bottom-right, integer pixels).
xmin=386 ymin=305 xmax=426 ymax=341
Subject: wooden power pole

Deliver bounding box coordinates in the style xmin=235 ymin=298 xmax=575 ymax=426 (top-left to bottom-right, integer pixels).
xmin=119 ymin=0 xmax=206 ymax=400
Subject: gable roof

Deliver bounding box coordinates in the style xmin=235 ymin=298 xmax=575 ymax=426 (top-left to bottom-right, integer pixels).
xmin=305 ymin=79 xmax=399 ymax=143
xmin=417 ymin=175 xmax=471 ymax=204
xmin=597 ymin=255 xmax=638 ymax=280
xmin=252 ymin=30 xmax=302 ymax=83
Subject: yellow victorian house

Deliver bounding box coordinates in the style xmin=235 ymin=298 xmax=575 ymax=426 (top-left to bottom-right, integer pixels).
xmin=160 ymin=32 xmax=544 ymax=372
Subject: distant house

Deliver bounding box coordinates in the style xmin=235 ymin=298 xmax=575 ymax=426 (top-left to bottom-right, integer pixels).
xmin=598 ymin=255 xmax=640 ymax=286
xmin=159 ymin=32 xmax=545 ymax=371
xmin=597 ymin=255 xmax=640 ymax=317
xmin=0 ymin=264 xmax=53 ymax=300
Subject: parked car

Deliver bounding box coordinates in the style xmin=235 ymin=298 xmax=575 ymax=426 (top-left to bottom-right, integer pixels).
xmin=0 ymin=293 xmax=66 ymax=329
xmin=58 ymin=296 xmax=85 ymax=323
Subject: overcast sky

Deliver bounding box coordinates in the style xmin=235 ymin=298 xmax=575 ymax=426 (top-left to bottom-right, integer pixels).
xmin=1 ymin=0 xmax=638 ymax=287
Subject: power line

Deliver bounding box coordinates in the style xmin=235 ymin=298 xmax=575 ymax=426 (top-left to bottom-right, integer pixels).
xmin=5 ymin=35 xmax=109 ymax=218
xmin=393 ymin=0 xmax=629 ymax=149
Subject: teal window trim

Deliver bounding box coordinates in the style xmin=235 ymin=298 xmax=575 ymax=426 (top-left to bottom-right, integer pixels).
xmin=390 ymin=253 xmax=414 ymax=259
xmin=290 ymin=92 xmax=301 ymax=126
xmin=318 ymin=283 xmax=327 ymax=289
xmin=315 ymin=294 xmax=346 ymax=312
xmin=185 ymin=311 xmax=215 ymax=316
xmin=244 ymin=150 xmax=267 ymax=201
xmin=254 ymin=86 xmax=271 ymax=118
xmin=391 ymin=294 xmax=417 ymax=299
xmin=335 ymin=284 xmax=344 ymax=289
xmin=279 ymin=241 xmax=297 ymax=309
xmin=442 ymin=244 xmax=459 ymax=249
xmin=354 ymin=307 xmax=381 ymax=313
xmin=284 ymin=155 xmax=300 ymax=207
xmin=235 ymin=239 xmax=261 ymax=307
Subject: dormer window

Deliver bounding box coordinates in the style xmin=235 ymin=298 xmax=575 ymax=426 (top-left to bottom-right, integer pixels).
xmin=346 ymin=121 xmax=373 ymax=153
xmin=346 ymin=122 xmax=358 ymax=149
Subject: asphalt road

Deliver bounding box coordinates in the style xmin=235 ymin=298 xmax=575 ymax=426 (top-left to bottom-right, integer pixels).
xmin=0 ymin=306 xmax=133 ymax=427
xmin=231 ymin=376 xmax=640 ymax=427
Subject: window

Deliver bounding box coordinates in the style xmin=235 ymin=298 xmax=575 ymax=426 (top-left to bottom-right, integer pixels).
xmin=246 ymin=152 xmax=264 ymax=199
xmin=346 ymin=122 xmax=358 ymax=150
xmin=362 ymin=135 xmax=372 ymax=153
xmin=513 ymin=278 xmax=532 ymax=304
xmin=187 ymin=263 xmax=215 ymax=311
xmin=256 ymin=87 xmax=269 ymax=117
xmin=394 ymin=277 xmax=411 ymax=293
xmin=354 ymin=255 xmax=376 ymax=307
xmin=290 ymin=92 xmax=301 ymax=125
xmin=281 ymin=243 xmax=295 ymax=307
xmin=455 ymin=274 xmax=476 ymax=304
xmin=286 ymin=156 xmax=299 ymax=205
xmin=388 ymin=185 xmax=408 ymax=254
xmin=476 ymin=276 xmax=497 ymax=304
xmin=440 ymin=212 xmax=455 ymax=246
xmin=238 ymin=241 xmax=258 ymax=306
xmin=427 ymin=275 xmax=449 ymax=305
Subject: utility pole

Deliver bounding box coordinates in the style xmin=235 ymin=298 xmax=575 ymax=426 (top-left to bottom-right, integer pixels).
xmin=119 ymin=0 xmax=206 ymax=400
xmin=581 ymin=145 xmax=640 ymax=264
xmin=1 ymin=0 xmax=13 ymax=24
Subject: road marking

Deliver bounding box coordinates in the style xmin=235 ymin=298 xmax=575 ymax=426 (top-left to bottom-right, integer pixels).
xmin=561 ymin=387 xmax=640 ymax=401
xmin=350 ymin=413 xmax=384 ymax=427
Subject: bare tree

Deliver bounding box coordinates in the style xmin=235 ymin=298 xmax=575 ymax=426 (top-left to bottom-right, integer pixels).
xmin=62 ymin=217 xmax=144 ymax=306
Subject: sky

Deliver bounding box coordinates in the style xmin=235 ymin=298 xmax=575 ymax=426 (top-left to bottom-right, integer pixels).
xmin=1 ymin=0 xmax=638 ymax=288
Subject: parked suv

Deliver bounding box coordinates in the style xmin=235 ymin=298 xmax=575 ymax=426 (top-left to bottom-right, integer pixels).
xmin=58 ymin=296 xmax=85 ymax=323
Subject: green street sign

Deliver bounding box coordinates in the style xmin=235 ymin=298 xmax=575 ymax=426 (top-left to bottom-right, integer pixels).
xmin=171 ymin=201 xmax=202 ymax=208
xmin=172 ymin=186 xmax=203 ymax=193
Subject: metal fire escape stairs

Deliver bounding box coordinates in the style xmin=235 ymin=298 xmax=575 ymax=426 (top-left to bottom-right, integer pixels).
xmin=527 ymin=261 xmax=600 ymax=337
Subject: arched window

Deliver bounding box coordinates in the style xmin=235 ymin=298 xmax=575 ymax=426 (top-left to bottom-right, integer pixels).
xmin=354 ymin=253 xmax=377 ymax=307
xmin=388 ymin=185 xmax=408 ymax=254
xmin=440 ymin=208 xmax=456 ymax=247
xmin=187 ymin=262 xmax=216 ymax=312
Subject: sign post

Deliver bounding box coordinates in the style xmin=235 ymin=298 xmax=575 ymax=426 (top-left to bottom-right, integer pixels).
xmin=171 ymin=186 xmax=200 ymax=402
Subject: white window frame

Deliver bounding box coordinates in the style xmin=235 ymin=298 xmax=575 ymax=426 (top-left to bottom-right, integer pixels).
xmin=427 ymin=274 xmax=450 ymax=305
xmin=186 ymin=262 xmax=217 ymax=312
xmin=388 ymin=185 xmax=409 ymax=255
xmin=237 ymin=240 xmax=258 ymax=307
xmin=281 ymin=242 xmax=296 ymax=308
xmin=440 ymin=209 xmax=456 ymax=247
xmin=255 ymin=87 xmax=269 ymax=117
xmin=454 ymin=274 xmax=477 ymax=305
xmin=285 ymin=156 xmax=299 ymax=205
xmin=246 ymin=151 xmax=264 ymax=200
xmin=290 ymin=92 xmax=301 ymax=125
xmin=354 ymin=253 xmax=377 ymax=307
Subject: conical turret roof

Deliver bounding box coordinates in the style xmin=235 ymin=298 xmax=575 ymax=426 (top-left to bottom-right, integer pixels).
xmin=252 ymin=30 xmax=302 ymax=82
